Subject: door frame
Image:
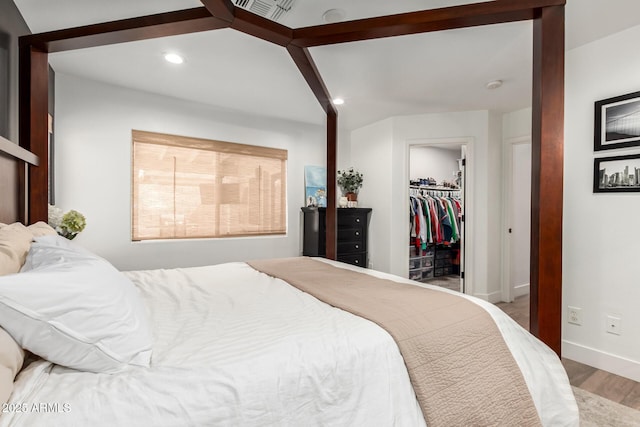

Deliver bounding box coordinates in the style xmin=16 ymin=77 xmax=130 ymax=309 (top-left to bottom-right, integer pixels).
xmin=501 ymin=135 xmax=532 ymax=303
xmin=405 ymin=137 xmax=474 ymax=295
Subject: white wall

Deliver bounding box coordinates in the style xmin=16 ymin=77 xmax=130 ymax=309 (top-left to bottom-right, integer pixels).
xmin=350 ymin=119 xmax=394 ymax=272
xmin=502 ymin=108 xmax=532 ymax=141
xmin=55 ymin=73 xmax=326 ymax=271
xmin=337 ymin=127 xmax=352 ymax=171
xmin=486 ymin=111 xmax=503 ymax=297
xmin=352 ymin=110 xmax=504 ymax=302
xmin=409 ymin=146 xmax=459 ymax=184
xmin=562 ymin=24 xmax=640 ymax=381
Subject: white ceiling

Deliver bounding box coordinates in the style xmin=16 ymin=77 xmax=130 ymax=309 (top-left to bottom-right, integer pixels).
xmin=13 ymin=0 xmax=640 ymax=131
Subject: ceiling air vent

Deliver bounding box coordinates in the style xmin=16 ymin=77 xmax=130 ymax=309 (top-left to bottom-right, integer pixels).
xmin=233 ymin=0 xmax=295 ymax=22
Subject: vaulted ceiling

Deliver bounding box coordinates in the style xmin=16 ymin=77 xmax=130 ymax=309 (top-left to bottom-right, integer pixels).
xmin=13 ymin=0 xmax=640 ymax=130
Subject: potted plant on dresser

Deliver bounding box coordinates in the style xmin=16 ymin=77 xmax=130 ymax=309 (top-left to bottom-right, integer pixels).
xmin=337 ymin=167 xmax=363 ymax=208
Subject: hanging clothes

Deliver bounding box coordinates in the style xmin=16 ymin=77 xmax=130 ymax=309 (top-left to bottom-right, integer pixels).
xmin=409 ymin=187 xmax=462 ymax=247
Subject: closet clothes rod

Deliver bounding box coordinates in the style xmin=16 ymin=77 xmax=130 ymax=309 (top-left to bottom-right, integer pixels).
xmin=409 ymin=186 xmax=461 ymax=198
xmin=409 ymin=185 xmax=460 ymax=191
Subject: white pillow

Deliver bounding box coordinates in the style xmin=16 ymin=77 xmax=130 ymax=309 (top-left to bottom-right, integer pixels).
xmin=20 ymin=233 xmax=93 ymax=272
xmin=0 ymin=235 xmax=152 ymax=373
xmin=27 ymin=221 xmax=57 ymax=238
xmin=0 ymin=327 xmax=24 ymax=408
xmin=0 ymin=222 xmax=57 ymax=276
xmin=0 ymin=223 xmax=33 ymax=276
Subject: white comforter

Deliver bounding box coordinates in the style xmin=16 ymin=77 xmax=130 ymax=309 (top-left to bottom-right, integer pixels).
xmin=1 ymin=260 xmax=578 ymax=427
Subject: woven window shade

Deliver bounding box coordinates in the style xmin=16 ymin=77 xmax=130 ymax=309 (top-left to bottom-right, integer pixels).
xmin=132 ymin=130 xmax=287 ymax=241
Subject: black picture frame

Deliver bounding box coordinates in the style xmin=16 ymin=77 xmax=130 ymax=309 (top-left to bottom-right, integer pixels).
xmin=594 ymin=153 xmax=640 ymax=193
xmin=595 ymin=90 xmax=640 ymax=151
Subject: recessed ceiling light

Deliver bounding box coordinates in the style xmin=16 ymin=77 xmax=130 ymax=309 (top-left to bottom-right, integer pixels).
xmin=323 ymin=9 xmax=346 ymax=23
xmin=164 ymin=53 xmax=184 ymax=64
xmin=486 ymin=79 xmax=503 ymax=90
xmin=332 ymin=98 xmax=345 ymax=105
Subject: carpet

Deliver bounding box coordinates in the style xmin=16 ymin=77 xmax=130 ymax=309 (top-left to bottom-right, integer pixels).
xmin=574 ymin=386 xmax=640 ymax=426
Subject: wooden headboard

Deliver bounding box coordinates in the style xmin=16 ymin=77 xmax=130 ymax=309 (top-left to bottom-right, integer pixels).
xmin=0 ymin=135 xmax=39 ymax=224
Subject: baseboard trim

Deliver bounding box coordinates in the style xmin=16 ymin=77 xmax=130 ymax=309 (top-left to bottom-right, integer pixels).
xmin=562 ymin=340 xmax=640 ymax=383
xmin=514 ymin=282 xmax=530 ymax=298
xmin=473 ymin=290 xmax=502 ymax=304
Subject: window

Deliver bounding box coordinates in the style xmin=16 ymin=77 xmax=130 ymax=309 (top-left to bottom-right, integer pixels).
xmin=132 ymin=130 xmax=287 ymax=240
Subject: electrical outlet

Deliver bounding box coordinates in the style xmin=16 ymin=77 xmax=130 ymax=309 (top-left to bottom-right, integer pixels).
xmin=606 ymin=315 xmax=621 ymax=335
xmin=567 ymin=306 xmax=582 ymax=325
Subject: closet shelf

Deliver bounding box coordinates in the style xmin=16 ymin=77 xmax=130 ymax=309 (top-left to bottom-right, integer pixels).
xmin=409 ymin=185 xmax=460 ymax=191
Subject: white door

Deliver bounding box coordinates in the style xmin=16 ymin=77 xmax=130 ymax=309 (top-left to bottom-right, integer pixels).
xmin=508 ymin=142 xmax=531 ymax=300
xmin=459 ymin=146 xmax=466 ymax=293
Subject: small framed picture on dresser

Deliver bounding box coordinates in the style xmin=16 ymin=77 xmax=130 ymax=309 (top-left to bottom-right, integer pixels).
xmin=594 ymin=90 xmax=640 ymax=151
xmin=594 ymin=153 xmax=640 ymax=193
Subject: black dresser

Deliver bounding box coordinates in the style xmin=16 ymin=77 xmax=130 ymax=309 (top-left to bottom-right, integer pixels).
xmin=301 ymin=207 xmax=372 ymax=268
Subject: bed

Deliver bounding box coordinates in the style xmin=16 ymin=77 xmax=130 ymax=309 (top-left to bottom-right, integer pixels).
xmin=2 ymin=2 xmax=573 ymax=422
xmin=20 ymin=0 xmax=566 ymax=354
xmin=0 ymin=228 xmax=578 ymax=426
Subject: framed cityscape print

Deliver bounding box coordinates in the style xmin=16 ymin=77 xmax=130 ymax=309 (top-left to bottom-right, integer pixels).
xmin=594 ymin=153 xmax=640 ymax=193
xmin=594 ymin=90 xmax=640 ymax=151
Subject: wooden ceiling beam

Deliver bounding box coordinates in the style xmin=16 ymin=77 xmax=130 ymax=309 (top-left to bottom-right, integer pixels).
xmin=201 ymin=0 xmax=292 ymax=46
xmin=232 ymin=9 xmax=293 ymax=47
xmin=286 ymin=45 xmax=335 ymax=115
xmin=20 ymin=7 xmax=230 ymax=53
xmin=291 ymin=0 xmax=566 ymax=47
xmin=200 ymin=0 xmax=235 ymax=23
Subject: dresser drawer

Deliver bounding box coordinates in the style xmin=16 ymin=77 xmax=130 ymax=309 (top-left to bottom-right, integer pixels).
xmin=338 ymin=241 xmax=365 ymax=254
xmin=337 ymin=227 xmax=365 ymax=242
xmin=338 ymin=253 xmax=367 ymax=268
xmin=302 ymin=207 xmax=371 ymax=268
xmin=338 ymin=211 xmax=369 ymax=227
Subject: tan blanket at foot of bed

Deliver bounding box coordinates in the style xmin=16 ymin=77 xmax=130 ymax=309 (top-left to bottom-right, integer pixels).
xmin=248 ymin=257 xmax=541 ymax=427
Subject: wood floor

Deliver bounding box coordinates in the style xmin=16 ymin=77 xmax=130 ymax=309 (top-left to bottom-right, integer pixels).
xmin=495 ymin=295 xmax=640 ymax=410
xmin=422 ymin=274 xmax=461 ymax=292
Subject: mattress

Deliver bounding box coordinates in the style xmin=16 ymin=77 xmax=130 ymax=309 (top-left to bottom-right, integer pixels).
xmin=1 ymin=259 xmax=578 ymax=426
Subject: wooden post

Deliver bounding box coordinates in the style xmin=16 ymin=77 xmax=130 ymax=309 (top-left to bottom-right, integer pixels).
xmin=530 ymin=5 xmax=564 ymax=355
xmin=19 ymin=44 xmax=49 ymax=224
xmin=326 ymin=109 xmax=338 ymax=260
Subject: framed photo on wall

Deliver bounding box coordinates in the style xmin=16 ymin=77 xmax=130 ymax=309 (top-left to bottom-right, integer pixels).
xmin=594 ymin=153 xmax=640 ymax=193
xmin=304 ymin=165 xmax=327 ymax=207
xmin=594 ymin=90 xmax=640 ymax=151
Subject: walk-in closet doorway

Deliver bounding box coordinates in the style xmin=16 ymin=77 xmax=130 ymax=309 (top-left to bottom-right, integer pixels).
xmin=407 ymin=138 xmax=472 ymax=295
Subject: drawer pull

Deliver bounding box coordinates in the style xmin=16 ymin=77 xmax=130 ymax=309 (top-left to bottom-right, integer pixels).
xmin=354 ymin=259 xmax=359 ymax=264
xmin=355 ymin=231 xmax=360 ymax=236
xmin=355 ymin=245 xmax=359 ymax=249
xmin=355 ymin=218 xmax=361 ymax=223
